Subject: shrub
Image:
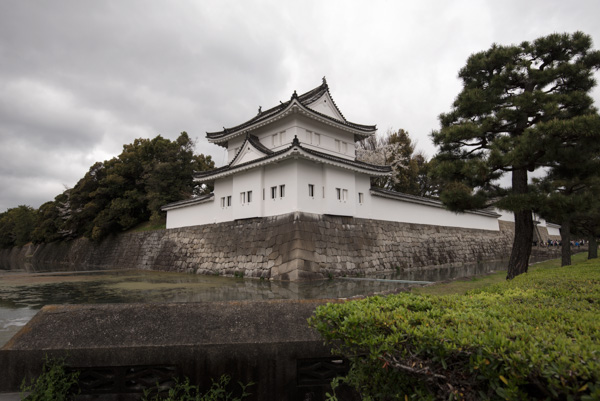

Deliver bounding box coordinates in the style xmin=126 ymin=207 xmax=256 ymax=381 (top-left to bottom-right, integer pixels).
xmin=20 ymin=356 xmax=79 ymax=401
xmin=309 ymin=259 xmax=600 ymax=400
xmin=142 ymin=375 xmax=253 ymax=401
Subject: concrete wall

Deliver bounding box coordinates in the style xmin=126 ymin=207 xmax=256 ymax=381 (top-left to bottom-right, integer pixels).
xmin=1 ymin=212 xmax=518 ymax=281
xmin=0 ymin=300 xmax=351 ymax=400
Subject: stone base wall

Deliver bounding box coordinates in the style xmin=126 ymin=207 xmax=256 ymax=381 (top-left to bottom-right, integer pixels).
xmin=0 ymin=212 xmax=549 ymax=281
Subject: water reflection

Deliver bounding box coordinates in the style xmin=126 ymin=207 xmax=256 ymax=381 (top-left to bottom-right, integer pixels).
xmin=0 ymin=261 xmax=508 ymax=347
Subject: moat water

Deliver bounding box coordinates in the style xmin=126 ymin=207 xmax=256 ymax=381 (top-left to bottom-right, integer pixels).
xmin=0 ymin=261 xmax=506 ymax=347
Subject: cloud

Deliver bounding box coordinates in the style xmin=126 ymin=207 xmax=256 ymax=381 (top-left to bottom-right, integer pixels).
xmin=0 ymin=0 xmax=599 ymax=211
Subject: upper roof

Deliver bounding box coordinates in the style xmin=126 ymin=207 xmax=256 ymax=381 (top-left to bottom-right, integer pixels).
xmin=206 ymin=78 xmax=377 ymax=147
xmin=194 ymin=134 xmax=391 ymax=182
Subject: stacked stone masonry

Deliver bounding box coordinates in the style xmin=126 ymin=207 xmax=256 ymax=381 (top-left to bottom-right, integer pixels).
xmin=1 ymin=212 xmax=529 ymax=281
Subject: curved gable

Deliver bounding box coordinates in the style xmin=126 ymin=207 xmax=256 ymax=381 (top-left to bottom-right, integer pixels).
xmin=305 ymin=91 xmax=345 ymax=121
xmin=230 ymin=135 xmax=272 ymax=167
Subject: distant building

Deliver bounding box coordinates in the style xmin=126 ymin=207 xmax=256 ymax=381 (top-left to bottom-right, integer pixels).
xmin=162 ymin=79 xmax=500 ymax=230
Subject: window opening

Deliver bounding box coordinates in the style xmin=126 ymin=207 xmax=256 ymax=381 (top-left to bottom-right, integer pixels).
xmin=308 ymin=184 xmax=314 ymax=197
xmin=247 ymin=191 xmax=252 ymax=203
xmin=279 ymin=184 xmax=285 ymax=198
xmin=271 ymin=186 xmax=277 ymax=199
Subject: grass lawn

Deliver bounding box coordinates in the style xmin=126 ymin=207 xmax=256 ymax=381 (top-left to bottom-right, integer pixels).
xmin=412 ymin=251 xmax=591 ymax=296
xmin=124 ymin=218 xmax=166 ymax=233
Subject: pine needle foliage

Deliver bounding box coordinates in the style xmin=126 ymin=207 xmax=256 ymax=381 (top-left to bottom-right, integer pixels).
xmin=431 ymin=32 xmax=600 ymax=279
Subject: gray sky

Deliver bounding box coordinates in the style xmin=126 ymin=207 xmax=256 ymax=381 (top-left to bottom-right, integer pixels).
xmin=1 ymin=0 xmax=600 ymax=212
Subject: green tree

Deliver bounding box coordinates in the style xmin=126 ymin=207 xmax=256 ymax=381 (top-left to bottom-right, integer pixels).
xmin=432 ymin=32 xmax=600 ymax=279
xmin=0 ymin=205 xmax=37 ymax=247
xmin=535 ymin=115 xmax=600 ymax=266
xmin=65 ymin=132 xmax=214 ymax=241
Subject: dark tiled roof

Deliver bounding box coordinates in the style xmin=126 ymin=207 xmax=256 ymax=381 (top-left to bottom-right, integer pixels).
xmin=247 ymin=134 xmax=273 ymax=155
xmin=194 ymin=136 xmax=390 ymax=181
xmin=206 ymin=79 xmax=376 ymax=141
xmin=161 ymin=193 xmax=214 ymax=211
xmin=227 ymin=133 xmax=274 ymax=167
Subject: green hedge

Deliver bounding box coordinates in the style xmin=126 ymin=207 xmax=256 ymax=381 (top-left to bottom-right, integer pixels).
xmin=309 ymin=260 xmax=600 ymax=400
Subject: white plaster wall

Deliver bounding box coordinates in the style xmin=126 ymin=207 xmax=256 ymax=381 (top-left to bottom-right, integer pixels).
xmin=232 ymin=168 xmax=263 ymax=220
xmin=370 ymin=195 xmax=499 ymax=230
xmin=226 ymin=135 xmax=246 ymax=163
xmin=323 ymin=165 xmax=356 ymax=216
xmin=165 ymin=201 xmax=215 ymax=229
xmin=547 ymin=225 xmax=561 ymax=236
xmin=252 ymin=119 xmax=297 ymax=153
xmin=496 ymin=209 xmax=515 ymax=222
xmin=296 ymin=159 xmax=324 ymax=215
xmin=213 ymin=177 xmax=234 ymax=223
xmin=354 ymin=174 xmax=372 ymax=218
xmin=263 ymin=160 xmax=298 ymax=217
xmin=296 ymin=116 xmax=356 ymax=160
xmin=305 ymin=93 xmax=344 ymax=121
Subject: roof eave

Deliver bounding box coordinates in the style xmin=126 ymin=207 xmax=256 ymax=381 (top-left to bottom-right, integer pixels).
xmin=194 ymin=146 xmax=390 ymax=183
xmin=207 ymin=101 xmax=376 ymax=146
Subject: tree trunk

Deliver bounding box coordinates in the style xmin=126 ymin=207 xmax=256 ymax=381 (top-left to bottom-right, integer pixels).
xmin=506 ymin=169 xmax=533 ymax=280
xmin=560 ymin=219 xmax=571 ymax=266
xmin=588 ymin=234 xmax=598 ymax=259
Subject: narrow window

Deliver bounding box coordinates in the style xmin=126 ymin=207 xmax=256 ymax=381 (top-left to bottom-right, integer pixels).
xmin=335 ymin=139 xmax=340 ymax=152
xmin=358 ymin=192 xmax=364 ymax=204
xmin=263 ymin=188 xmax=265 ymax=200
xmin=247 ymin=191 xmax=252 ymax=203
xmin=279 ymin=131 xmax=286 ymax=144
xmin=279 ymin=184 xmax=285 ymax=198
xmin=306 ymin=130 xmax=312 ymax=143
xmin=271 ymin=186 xmax=277 ymax=199
xmin=342 ymin=142 xmax=348 ymax=154
xmin=336 ymin=188 xmax=341 ymax=200
xmin=227 ymin=196 xmax=232 ymax=207
xmin=342 ymin=189 xmax=348 ymax=202
xmin=240 ymin=192 xmax=246 ymax=205
xmin=272 ymin=134 xmax=279 ymax=147
xmin=314 ymin=133 xmax=320 ymax=146
xmin=308 ymin=184 xmax=314 ymax=198
xmin=220 ymin=197 xmax=225 ymax=208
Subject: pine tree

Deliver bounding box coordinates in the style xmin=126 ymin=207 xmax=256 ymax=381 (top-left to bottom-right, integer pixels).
xmin=431 ymin=32 xmax=600 ymax=279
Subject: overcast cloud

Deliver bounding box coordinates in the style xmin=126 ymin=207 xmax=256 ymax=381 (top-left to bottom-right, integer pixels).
xmin=1 ymin=0 xmax=600 ymax=212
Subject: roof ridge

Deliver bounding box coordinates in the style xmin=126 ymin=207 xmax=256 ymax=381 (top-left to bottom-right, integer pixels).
xmin=206 ymin=80 xmax=376 ymax=143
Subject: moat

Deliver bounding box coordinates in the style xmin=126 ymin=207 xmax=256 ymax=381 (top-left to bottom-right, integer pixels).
xmin=0 ymin=261 xmax=504 ymax=347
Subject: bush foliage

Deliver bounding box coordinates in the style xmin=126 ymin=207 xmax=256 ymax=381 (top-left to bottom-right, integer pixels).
xmin=20 ymin=356 xmax=79 ymax=401
xmin=309 ymin=260 xmax=600 ymax=400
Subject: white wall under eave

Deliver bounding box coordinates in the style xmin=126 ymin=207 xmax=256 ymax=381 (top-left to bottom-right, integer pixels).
xmin=213 ymin=177 xmax=234 ymax=223
xmin=295 ymin=116 xmax=356 ymax=160
xmin=232 ymin=168 xmax=263 ymax=220
xmin=369 ymin=195 xmax=500 ymax=231
xmin=323 ymin=165 xmax=356 ymax=216
xmin=165 ymin=200 xmax=215 ymax=229
xmin=296 ymin=158 xmax=324 ymax=215
xmin=496 ymin=209 xmax=515 ymax=222
xmin=354 ymin=174 xmax=372 ymax=218
xmin=547 ymin=225 xmax=561 ymax=236
xmin=263 ymin=159 xmax=298 ymax=217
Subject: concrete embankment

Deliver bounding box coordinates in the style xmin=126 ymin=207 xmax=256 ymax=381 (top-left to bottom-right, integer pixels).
xmin=0 ymin=300 xmax=351 ymax=400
